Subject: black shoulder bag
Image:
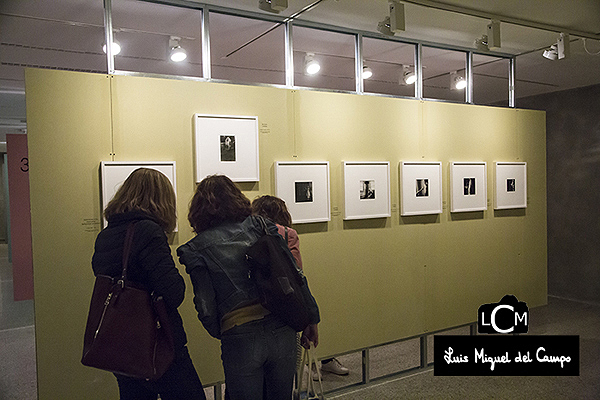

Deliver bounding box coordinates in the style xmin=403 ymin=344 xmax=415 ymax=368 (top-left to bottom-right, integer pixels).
xmin=246 ymin=216 xmax=317 ymax=332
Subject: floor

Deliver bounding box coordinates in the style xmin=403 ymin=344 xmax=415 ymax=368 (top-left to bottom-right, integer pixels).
xmin=1 ymin=242 xmax=599 ymax=399
xmin=0 ymin=244 xmax=36 ymax=400
xmin=324 ymin=296 xmax=600 ymax=399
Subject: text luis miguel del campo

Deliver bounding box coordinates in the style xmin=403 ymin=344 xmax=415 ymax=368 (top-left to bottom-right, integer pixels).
xmin=434 ymin=295 xmax=579 ymax=376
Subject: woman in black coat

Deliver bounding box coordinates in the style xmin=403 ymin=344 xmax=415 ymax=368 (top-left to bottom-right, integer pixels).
xmin=91 ymin=168 xmax=205 ymax=400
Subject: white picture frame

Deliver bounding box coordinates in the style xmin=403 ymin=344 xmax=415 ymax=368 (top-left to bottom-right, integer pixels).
xmin=193 ymin=113 xmax=259 ymax=182
xmin=494 ymin=162 xmax=527 ymax=209
xmin=343 ymin=161 xmax=391 ymax=220
xmin=100 ymin=161 xmax=177 ymax=228
xmin=275 ymin=161 xmax=330 ymax=224
xmin=450 ymin=162 xmax=488 ymax=212
xmin=400 ymin=161 xmax=443 ymax=216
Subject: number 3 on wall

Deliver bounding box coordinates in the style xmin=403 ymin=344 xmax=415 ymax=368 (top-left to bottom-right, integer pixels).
xmin=20 ymin=157 xmax=29 ymax=172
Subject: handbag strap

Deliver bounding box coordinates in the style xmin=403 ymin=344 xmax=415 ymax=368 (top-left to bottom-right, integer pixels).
xmin=297 ymin=346 xmax=309 ymax=395
xmin=119 ymin=222 xmax=137 ymax=284
xmin=284 ymin=226 xmax=288 ymax=242
xmin=256 ymin=215 xmax=269 ymax=235
xmin=297 ymin=343 xmax=324 ymax=398
xmin=308 ymin=343 xmax=324 ymax=397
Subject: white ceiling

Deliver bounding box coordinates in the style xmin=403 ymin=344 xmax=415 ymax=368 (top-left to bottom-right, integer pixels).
xmin=1 ymin=0 xmax=599 ymax=136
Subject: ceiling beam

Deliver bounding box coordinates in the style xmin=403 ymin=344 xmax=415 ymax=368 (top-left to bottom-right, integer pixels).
xmin=401 ymin=0 xmax=600 ymax=40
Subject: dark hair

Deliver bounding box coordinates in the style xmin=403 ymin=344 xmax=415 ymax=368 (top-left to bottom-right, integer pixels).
xmin=104 ymin=168 xmax=177 ymax=233
xmin=188 ymin=175 xmax=251 ymax=233
xmin=251 ymin=195 xmax=292 ymax=227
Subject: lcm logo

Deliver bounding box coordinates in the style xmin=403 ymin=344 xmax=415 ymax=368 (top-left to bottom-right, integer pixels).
xmin=478 ymin=295 xmax=529 ymax=334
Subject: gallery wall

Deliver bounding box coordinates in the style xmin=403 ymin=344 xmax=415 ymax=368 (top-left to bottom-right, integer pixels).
xmin=517 ymin=83 xmax=600 ymax=305
xmin=26 ymin=68 xmax=547 ymax=399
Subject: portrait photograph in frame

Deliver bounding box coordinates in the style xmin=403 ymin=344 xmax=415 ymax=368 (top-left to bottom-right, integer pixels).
xmin=100 ymin=161 xmax=177 ymax=228
xmin=193 ymin=114 xmax=259 ymax=182
xmin=494 ymin=162 xmax=527 ymax=209
xmin=400 ymin=161 xmax=443 ymax=216
xmin=450 ymin=162 xmax=487 ymax=212
xmin=275 ymin=161 xmax=330 ymax=224
xmin=343 ymin=161 xmax=391 ymax=220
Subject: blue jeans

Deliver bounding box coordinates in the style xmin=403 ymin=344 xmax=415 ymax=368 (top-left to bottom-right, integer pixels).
xmin=221 ymin=315 xmax=297 ymax=400
xmin=115 ymin=346 xmax=206 ymax=400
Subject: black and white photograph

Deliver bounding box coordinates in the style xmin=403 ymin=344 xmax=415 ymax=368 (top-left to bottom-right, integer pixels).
xmin=295 ymin=181 xmax=314 ymax=203
xmin=450 ymin=162 xmax=487 ymax=213
xmin=494 ymin=162 xmax=527 ymax=209
xmin=220 ymin=134 xmax=236 ymax=162
xmin=194 ymin=114 xmax=259 ymax=182
xmin=275 ymin=161 xmax=330 ymax=223
xmin=416 ymin=179 xmax=429 ymax=197
xmin=464 ymin=177 xmax=476 ymax=196
xmin=507 ymin=178 xmax=516 ymax=192
xmin=360 ymin=180 xmax=376 ymax=200
xmin=401 ymin=162 xmax=442 ymax=216
xmin=344 ymin=162 xmax=391 ymax=220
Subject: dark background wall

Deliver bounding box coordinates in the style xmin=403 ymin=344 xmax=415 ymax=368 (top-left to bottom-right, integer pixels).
xmin=518 ymin=84 xmax=600 ymax=304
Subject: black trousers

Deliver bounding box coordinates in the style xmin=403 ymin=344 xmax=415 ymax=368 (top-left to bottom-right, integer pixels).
xmin=115 ymin=346 xmax=206 ymax=400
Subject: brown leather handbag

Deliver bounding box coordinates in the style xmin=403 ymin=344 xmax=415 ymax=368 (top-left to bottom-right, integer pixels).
xmin=82 ymin=223 xmax=175 ymax=380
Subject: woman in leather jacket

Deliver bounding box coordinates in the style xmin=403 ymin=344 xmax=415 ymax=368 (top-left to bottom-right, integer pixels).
xmin=92 ymin=168 xmax=205 ymax=400
xmin=177 ymin=175 xmax=319 ymax=400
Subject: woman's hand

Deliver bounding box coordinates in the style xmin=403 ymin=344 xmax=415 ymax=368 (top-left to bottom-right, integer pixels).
xmin=301 ymin=324 xmax=319 ymax=349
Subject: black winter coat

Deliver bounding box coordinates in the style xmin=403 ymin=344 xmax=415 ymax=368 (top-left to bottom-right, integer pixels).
xmin=91 ymin=211 xmax=188 ymax=349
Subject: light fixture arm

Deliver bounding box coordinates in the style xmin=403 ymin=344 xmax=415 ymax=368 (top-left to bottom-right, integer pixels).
xmin=103 ymin=0 xmax=115 ymax=73
xmin=169 ymin=36 xmax=181 ymax=48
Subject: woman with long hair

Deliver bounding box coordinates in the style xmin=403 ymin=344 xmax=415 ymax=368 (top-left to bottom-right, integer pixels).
xmin=178 ymin=175 xmax=320 ymax=400
xmin=92 ymin=168 xmax=205 ymax=400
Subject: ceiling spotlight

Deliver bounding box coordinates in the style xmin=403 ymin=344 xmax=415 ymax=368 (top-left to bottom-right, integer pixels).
xmin=401 ymin=65 xmax=416 ymax=85
xmin=169 ymin=36 xmax=187 ymax=62
xmin=363 ymin=66 xmax=373 ymax=79
xmin=102 ymin=41 xmax=121 ymax=55
xmin=474 ymin=34 xmax=489 ymax=51
xmin=543 ymin=44 xmax=558 ymax=60
xmin=258 ymin=0 xmax=288 ymax=14
xmin=450 ymin=71 xmax=467 ymax=90
xmin=304 ymin=53 xmax=320 ymax=75
xmin=377 ymin=16 xmax=395 ymax=36
xmin=170 ymin=46 xmax=187 ymax=62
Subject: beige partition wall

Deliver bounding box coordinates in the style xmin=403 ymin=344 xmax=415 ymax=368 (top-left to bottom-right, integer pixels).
xmin=26 ymin=68 xmax=547 ymax=399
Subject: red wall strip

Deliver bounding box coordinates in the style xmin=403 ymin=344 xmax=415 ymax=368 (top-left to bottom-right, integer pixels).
xmin=7 ymin=134 xmax=34 ymax=301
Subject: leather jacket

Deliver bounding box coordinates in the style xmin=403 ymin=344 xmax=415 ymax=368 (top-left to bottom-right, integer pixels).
xmin=177 ymin=215 xmax=320 ymax=339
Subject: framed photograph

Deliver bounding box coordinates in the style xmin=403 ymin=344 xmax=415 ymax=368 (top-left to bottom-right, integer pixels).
xmin=193 ymin=114 xmax=259 ymax=182
xmin=494 ymin=162 xmax=527 ymax=209
xmin=400 ymin=161 xmax=442 ymax=216
xmin=275 ymin=161 xmax=330 ymax=224
xmin=450 ymin=162 xmax=487 ymax=212
xmin=100 ymin=161 xmax=177 ymax=228
xmin=343 ymin=161 xmax=391 ymax=220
